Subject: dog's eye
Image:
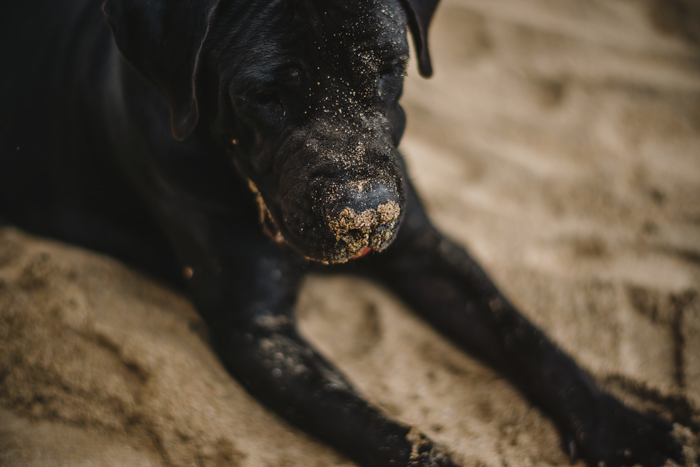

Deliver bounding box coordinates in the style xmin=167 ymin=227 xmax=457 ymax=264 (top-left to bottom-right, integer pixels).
xmin=379 ymin=64 xmax=395 ymax=77
xmin=379 ymin=57 xmax=406 ymax=77
xmin=379 ymin=63 xmax=397 ymax=76
xmin=252 ymin=89 xmax=287 ymax=117
xmin=256 ymin=90 xmax=280 ymax=104
xmin=376 ymin=56 xmax=407 ymax=103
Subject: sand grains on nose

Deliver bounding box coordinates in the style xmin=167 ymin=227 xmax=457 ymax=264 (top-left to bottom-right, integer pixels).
xmin=327 ymin=200 xmax=400 ymax=257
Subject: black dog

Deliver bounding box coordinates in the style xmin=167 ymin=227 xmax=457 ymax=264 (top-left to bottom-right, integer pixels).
xmin=0 ymin=0 xmax=686 ymax=465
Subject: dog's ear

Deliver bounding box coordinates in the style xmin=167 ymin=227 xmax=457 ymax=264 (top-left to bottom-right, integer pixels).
xmin=400 ymin=0 xmax=440 ymax=77
xmin=103 ymin=0 xmax=221 ymax=141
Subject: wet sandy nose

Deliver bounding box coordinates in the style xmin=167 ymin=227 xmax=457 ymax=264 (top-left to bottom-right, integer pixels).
xmin=325 ymin=183 xmax=401 ymax=258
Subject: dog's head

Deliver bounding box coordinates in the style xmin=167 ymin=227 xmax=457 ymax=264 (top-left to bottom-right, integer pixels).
xmin=104 ymin=0 xmax=439 ymax=263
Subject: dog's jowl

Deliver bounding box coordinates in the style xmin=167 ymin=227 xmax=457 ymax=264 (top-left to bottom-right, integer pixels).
xmin=0 ymin=0 xmax=686 ymax=466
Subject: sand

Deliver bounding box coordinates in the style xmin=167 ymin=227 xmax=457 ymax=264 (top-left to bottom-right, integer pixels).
xmin=1 ymin=0 xmax=700 ymax=465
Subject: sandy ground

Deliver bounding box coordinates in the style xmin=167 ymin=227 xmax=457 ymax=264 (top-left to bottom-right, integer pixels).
xmin=2 ymin=0 xmax=700 ymax=465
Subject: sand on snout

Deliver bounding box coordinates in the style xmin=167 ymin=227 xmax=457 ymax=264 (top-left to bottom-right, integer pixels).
xmin=1 ymin=0 xmax=700 ymax=466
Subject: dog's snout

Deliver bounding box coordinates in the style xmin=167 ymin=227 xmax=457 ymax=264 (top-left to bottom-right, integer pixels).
xmin=325 ymin=182 xmax=401 ymax=260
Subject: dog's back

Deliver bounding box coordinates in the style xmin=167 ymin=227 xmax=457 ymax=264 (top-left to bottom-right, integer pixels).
xmin=0 ymin=0 xmax=179 ymax=282
xmin=1 ymin=1 xmax=70 ymax=230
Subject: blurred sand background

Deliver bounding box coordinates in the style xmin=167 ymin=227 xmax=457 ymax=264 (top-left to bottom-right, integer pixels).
xmin=1 ymin=0 xmax=700 ymax=465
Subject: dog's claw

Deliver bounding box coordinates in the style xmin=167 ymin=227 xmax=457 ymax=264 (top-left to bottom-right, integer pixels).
xmin=405 ymin=428 xmax=460 ymax=467
xmin=568 ymin=438 xmax=578 ymax=464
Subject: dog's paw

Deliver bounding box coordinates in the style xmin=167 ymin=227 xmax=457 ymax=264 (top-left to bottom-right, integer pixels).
xmin=566 ymin=394 xmax=685 ymax=467
xmin=405 ymin=428 xmax=460 ymax=467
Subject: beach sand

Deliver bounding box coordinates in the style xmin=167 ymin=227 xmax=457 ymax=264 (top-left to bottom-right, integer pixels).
xmin=1 ymin=0 xmax=699 ymax=465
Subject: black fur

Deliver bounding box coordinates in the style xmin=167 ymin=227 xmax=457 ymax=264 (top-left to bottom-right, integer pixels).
xmin=0 ymin=0 xmax=685 ymax=465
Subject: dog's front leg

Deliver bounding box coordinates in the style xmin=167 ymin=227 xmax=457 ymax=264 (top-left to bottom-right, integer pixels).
xmin=369 ymin=177 xmax=685 ymax=467
xmin=213 ymin=260 xmax=462 ymax=467
xmin=138 ymin=190 xmax=457 ymax=467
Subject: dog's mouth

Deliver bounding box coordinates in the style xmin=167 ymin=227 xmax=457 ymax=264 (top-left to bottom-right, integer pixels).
xmin=248 ymin=179 xmax=286 ymax=246
xmin=247 ymin=179 xmax=400 ymax=263
xmin=355 ymin=247 xmax=372 ymax=258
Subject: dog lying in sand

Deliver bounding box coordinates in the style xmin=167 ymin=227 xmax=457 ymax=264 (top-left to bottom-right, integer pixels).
xmin=0 ymin=0 xmax=686 ymax=465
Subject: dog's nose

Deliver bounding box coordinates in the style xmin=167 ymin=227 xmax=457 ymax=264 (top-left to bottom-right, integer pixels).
xmin=325 ymin=182 xmax=401 ymax=258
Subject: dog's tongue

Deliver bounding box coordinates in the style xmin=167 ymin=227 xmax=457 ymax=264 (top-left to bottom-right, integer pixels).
xmin=352 ymin=247 xmax=372 ymax=259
